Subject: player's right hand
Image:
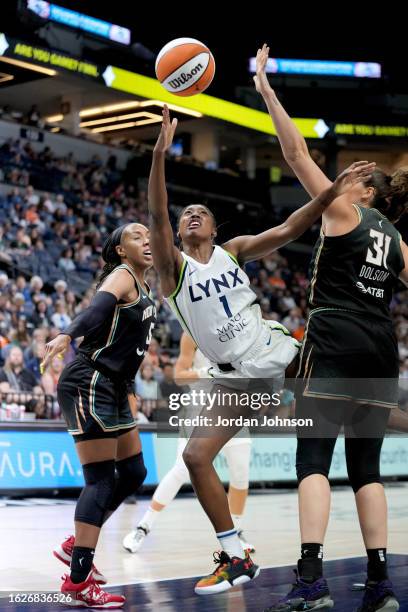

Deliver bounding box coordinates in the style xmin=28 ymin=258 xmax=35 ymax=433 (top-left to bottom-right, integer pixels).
xmin=41 ymin=334 xmax=71 ymax=373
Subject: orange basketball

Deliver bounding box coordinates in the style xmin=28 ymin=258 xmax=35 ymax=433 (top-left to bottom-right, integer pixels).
xmin=155 ymin=38 xmax=215 ymax=97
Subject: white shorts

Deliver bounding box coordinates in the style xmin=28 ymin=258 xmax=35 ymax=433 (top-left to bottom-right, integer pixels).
xmin=209 ymin=320 xmax=300 ymax=384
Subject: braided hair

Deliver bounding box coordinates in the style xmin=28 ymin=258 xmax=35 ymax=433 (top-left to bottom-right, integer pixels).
xmin=96 ymin=224 xmax=130 ymax=289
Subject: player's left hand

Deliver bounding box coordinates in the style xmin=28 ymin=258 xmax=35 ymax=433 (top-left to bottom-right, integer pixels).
xmin=154 ymin=105 xmax=178 ymax=154
xmin=253 ymin=43 xmax=272 ymax=94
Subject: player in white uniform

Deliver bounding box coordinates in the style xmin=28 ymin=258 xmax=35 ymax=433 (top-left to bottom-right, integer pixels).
xmin=148 ymin=104 xmax=376 ymax=595
xmin=122 ymin=332 xmax=254 ymax=554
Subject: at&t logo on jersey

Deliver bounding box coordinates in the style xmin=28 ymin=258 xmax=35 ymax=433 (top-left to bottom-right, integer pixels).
xmin=356 ymin=281 xmax=384 ymax=298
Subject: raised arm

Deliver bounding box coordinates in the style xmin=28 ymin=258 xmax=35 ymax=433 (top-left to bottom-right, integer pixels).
xmin=224 ymin=161 xmax=375 ymax=263
xmin=254 ymin=44 xmax=332 ymax=199
xmin=148 ymin=105 xmax=184 ymax=296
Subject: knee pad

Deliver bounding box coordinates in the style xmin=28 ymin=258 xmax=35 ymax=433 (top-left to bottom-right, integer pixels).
xmin=75 ymin=459 xmax=116 ymax=527
xmin=296 ymin=438 xmax=335 ymax=484
xmin=346 ymin=439 xmax=383 ymax=493
xmin=223 ymin=444 xmax=250 ymax=490
xmin=108 ymin=453 xmax=147 ymax=513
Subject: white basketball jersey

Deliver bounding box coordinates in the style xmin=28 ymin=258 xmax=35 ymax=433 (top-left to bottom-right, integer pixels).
xmin=193 ymin=347 xmax=210 ymax=371
xmin=166 ymin=246 xmax=263 ymax=364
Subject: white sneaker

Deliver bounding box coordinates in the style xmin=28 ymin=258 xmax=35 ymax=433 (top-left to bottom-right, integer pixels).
xmin=123 ymin=526 xmax=149 ymax=553
xmin=238 ymin=529 xmax=255 ymax=554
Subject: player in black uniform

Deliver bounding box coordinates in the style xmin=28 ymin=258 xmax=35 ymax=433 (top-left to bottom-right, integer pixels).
xmin=255 ymin=45 xmax=408 ymax=612
xmin=41 ymin=222 xmax=156 ymax=609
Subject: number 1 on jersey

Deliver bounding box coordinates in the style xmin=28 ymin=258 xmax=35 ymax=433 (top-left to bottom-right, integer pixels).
xmin=219 ymin=295 xmax=232 ymax=318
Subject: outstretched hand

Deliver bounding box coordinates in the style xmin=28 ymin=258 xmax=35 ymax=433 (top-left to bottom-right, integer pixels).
xmin=331 ymin=161 xmax=376 ymax=198
xmin=253 ymin=43 xmax=272 ymax=94
xmin=154 ymin=105 xmax=178 ymax=154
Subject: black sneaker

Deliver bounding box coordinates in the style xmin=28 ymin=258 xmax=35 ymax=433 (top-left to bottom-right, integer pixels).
xmin=356 ymin=579 xmax=399 ymax=611
xmin=264 ymin=569 xmax=334 ymax=611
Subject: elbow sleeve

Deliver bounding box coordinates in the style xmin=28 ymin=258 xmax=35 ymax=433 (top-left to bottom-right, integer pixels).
xmin=63 ymin=291 xmax=118 ymax=340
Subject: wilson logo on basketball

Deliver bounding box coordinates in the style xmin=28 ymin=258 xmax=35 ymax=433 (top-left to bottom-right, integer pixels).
xmin=168 ymin=63 xmax=204 ymax=89
xmin=156 ymin=38 xmax=215 ymax=96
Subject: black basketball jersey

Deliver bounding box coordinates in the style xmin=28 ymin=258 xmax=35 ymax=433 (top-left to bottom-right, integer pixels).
xmin=79 ymin=264 xmax=157 ymax=380
xmin=308 ymin=205 xmax=405 ymax=320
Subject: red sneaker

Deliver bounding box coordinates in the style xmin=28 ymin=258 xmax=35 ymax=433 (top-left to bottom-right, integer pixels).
xmin=53 ymin=536 xmax=107 ymax=585
xmin=61 ymin=572 xmax=125 ymax=608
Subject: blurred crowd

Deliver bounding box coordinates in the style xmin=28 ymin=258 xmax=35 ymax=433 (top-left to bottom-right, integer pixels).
xmin=0 ymin=137 xmax=407 ymax=421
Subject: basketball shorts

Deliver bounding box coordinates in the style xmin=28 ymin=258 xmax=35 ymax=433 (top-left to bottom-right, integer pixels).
xmin=297 ymin=308 xmax=399 ymax=409
xmin=57 ymin=356 xmax=137 ymax=442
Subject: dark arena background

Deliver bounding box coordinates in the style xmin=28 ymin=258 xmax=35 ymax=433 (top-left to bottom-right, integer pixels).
xmin=0 ymin=2 xmax=407 ymax=611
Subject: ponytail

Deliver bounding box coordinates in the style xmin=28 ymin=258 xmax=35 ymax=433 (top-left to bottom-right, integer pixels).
xmin=96 ymin=224 xmax=129 ymax=289
xmin=364 ymin=167 xmax=408 ymax=223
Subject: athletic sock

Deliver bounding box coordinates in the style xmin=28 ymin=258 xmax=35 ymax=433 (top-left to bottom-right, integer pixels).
xmin=232 ymin=514 xmax=242 ymax=532
xmin=298 ymin=543 xmax=323 ymax=582
xmin=138 ymin=506 xmax=158 ymax=532
xmin=216 ymin=528 xmax=244 ymax=559
xmin=70 ymin=546 xmax=95 ymax=584
xmin=367 ymin=548 xmax=388 ymax=582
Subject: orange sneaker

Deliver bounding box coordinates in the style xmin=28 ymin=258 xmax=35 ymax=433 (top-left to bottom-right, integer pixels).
xmin=194 ymin=550 xmax=260 ymax=595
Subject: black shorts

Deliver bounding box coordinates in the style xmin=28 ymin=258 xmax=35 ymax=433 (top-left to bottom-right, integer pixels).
xmin=297 ymin=308 xmax=399 ymax=408
xmin=57 ymin=357 xmax=136 ymax=442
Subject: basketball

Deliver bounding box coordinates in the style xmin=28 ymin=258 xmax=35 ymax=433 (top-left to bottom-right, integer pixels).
xmin=155 ymin=37 xmax=215 ymax=96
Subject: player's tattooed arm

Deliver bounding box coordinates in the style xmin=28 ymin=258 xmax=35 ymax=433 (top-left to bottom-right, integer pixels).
xmin=148 ymin=104 xmax=184 ymax=296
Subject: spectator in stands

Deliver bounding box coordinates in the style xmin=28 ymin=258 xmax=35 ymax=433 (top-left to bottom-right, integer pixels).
xmin=279 ymin=290 xmax=297 ymax=314
xmin=58 ymin=247 xmax=76 ymax=272
xmin=26 ymin=340 xmax=46 ymax=382
xmin=25 ymin=185 xmax=40 ymax=206
xmin=10 ymin=228 xmax=31 ymax=251
xmin=0 ymin=273 xmax=10 ymax=292
xmin=30 ymin=299 xmax=51 ymax=329
xmin=136 ymin=363 xmax=159 ymax=419
xmin=41 ymin=355 xmax=64 ymax=398
xmin=260 ymin=297 xmax=274 ymax=320
xmin=144 ymin=337 xmax=161 ymax=371
xmin=15 ymin=276 xmax=31 ymax=302
xmin=11 ymin=316 xmax=30 ymax=346
xmin=12 ymin=293 xmax=32 ymax=321
xmin=29 ymin=276 xmax=46 ymax=302
xmin=136 ymin=363 xmax=159 ymax=399
xmin=52 ymin=280 xmax=67 ymax=303
xmin=54 ymin=194 xmax=67 ymax=214
xmin=64 ymin=291 xmax=77 ymax=318
xmin=0 ymin=345 xmax=41 ymax=397
xmin=282 ymin=307 xmax=305 ymax=337
xmin=51 ymin=300 xmax=72 ymax=331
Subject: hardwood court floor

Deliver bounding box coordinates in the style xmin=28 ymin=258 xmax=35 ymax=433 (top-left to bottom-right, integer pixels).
xmin=1 ymin=484 xmax=407 ymax=598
